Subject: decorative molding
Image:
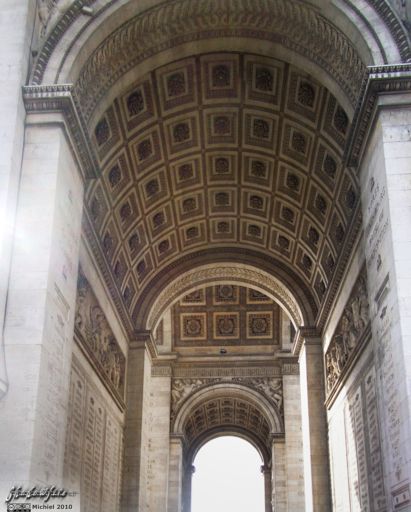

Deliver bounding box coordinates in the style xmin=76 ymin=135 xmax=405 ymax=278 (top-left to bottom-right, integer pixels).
xmin=365 ymin=0 xmax=411 ymax=62
xmin=37 ymin=0 xmax=78 ymax=40
xmin=281 ymin=363 xmax=300 ymax=375
xmin=173 ymin=366 xmax=281 ymax=379
xmin=151 ymin=365 xmax=173 ymax=377
xmin=147 ymin=265 xmax=303 ymax=330
xmin=29 ymin=0 xmax=411 ymax=107
xmin=81 ymin=212 xmax=136 ymax=339
xmin=67 ymin=0 xmax=366 ymax=121
xmin=22 ymin=84 xmax=98 ymax=180
xmin=74 ymin=267 xmax=126 ymax=408
xmin=32 ymin=0 xmax=97 ymax=84
xmin=343 ymin=0 xmax=389 ymax=64
xmin=315 ymin=202 xmax=363 ymax=332
xmin=345 ymin=64 xmax=411 ymax=168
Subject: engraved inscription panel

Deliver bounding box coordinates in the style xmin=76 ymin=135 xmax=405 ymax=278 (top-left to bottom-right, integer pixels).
xmin=343 ymin=365 xmax=387 ymax=512
xmin=63 ymin=359 xmax=123 ymax=512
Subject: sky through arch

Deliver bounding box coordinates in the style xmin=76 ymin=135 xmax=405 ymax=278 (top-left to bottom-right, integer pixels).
xmin=191 ymin=436 xmax=265 ymax=512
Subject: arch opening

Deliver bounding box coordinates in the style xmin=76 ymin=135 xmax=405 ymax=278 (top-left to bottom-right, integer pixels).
xmin=191 ymin=436 xmax=265 ymax=512
xmin=172 ymin=382 xmax=281 ymax=512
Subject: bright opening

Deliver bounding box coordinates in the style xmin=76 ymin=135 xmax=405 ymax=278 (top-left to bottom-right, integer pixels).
xmin=191 ymin=436 xmax=265 ymax=512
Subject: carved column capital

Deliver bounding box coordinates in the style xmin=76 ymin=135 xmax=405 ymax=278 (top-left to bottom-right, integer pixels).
xmin=261 ymin=464 xmax=272 ymax=474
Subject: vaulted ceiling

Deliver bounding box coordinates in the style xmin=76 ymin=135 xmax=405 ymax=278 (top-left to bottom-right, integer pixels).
xmin=84 ymin=52 xmax=361 ymax=330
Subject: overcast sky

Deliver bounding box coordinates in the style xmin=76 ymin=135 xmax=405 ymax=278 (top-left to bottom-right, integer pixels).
xmin=191 ymin=436 xmax=265 ymax=512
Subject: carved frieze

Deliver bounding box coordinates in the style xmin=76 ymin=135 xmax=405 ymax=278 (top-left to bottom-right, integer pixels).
xmin=74 ymin=267 xmax=126 ymax=404
xmin=325 ymin=272 xmax=370 ymax=396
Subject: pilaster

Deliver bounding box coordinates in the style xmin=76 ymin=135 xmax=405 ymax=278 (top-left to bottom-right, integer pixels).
xmin=350 ymin=64 xmax=411 ymax=510
xmin=298 ymin=333 xmax=331 ymax=512
xmin=121 ymin=338 xmax=147 ymax=511
xmin=261 ymin=464 xmax=273 ymax=512
xmin=282 ymin=361 xmax=305 ymax=511
xmin=0 ymin=112 xmax=84 ymax=497
xmin=0 ymin=0 xmax=36 ymax=398
xmin=168 ymin=435 xmax=184 ymax=512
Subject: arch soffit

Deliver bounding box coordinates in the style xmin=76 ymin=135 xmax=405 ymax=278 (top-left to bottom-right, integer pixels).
xmin=32 ymin=0 xmax=410 ymax=119
xmin=172 ymin=383 xmax=283 ymax=457
xmin=145 ymin=263 xmax=306 ymax=332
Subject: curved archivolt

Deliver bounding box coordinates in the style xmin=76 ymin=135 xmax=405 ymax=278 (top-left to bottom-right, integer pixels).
xmin=172 ymin=382 xmax=283 ymax=464
xmin=145 ymin=263 xmax=304 ymax=330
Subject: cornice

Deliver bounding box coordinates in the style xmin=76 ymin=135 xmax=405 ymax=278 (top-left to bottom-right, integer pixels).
xmin=22 ymin=84 xmax=98 ymax=180
xmin=316 ymin=202 xmax=363 ymax=330
xmin=82 ymin=211 xmax=136 ymax=338
xmin=344 ymin=63 xmax=411 ymax=168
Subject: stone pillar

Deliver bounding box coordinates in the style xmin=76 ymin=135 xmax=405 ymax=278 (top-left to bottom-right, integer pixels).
xmin=138 ymin=357 xmax=172 ymax=512
xmin=271 ymin=440 xmax=287 ymax=512
xmin=121 ymin=339 xmax=147 ymax=511
xmin=0 ymin=117 xmax=84 ymax=497
xmin=168 ymin=435 xmax=184 ymax=512
xmin=298 ymin=336 xmax=331 ymax=512
xmin=0 ymin=0 xmax=36 ymax=398
xmin=261 ymin=464 xmax=273 ymax=512
xmin=182 ymin=464 xmax=195 ymax=512
xmin=353 ymin=69 xmax=411 ymax=509
xmin=282 ymin=364 xmax=305 ymax=511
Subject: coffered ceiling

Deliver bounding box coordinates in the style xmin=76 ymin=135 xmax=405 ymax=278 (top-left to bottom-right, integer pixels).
xmin=84 ymin=52 xmax=360 ymax=329
xmin=171 ymin=285 xmax=282 ymax=349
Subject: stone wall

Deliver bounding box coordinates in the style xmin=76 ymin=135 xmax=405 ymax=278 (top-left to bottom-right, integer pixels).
xmin=327 ymin=342 xmax=387 ymax=511
xmin=359 ymin=105 xmax=411 ymax=510
xmin=62 ymin=252 xmax=128 ymax=512
xmin=63 ymin=350 xmax=124 ymax=512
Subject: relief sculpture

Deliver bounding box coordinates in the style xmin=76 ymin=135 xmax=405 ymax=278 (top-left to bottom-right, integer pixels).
xmin=75 ymin=268 xmax=126 ymax=401
xmin=232 ymin=377 xmax=283 ymax=413
xmin=171 ymin=378 xmax=221 ymax=419
xmin=170 ymin=376 xmax=283 ymax=419
xmin=325 ymin=272 xmax=370 ymax=395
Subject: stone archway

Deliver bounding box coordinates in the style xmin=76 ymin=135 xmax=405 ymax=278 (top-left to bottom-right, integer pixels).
xmin=171 ymin=382 xmax=283 ymax=512
xmin=2 ymin=2 xmax=411 ymax=512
